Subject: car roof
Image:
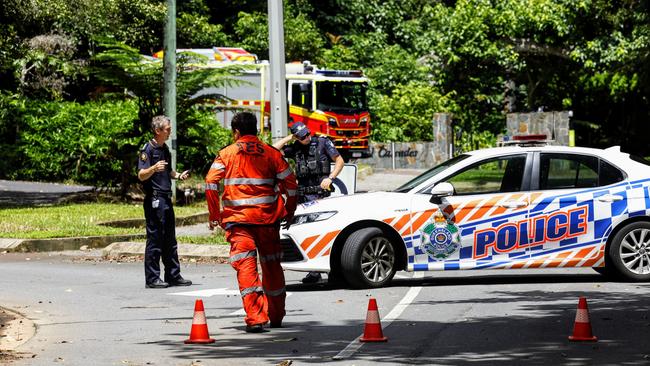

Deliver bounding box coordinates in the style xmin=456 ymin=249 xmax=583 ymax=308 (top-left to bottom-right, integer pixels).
xmin=465 ymin=145 xmax=625 ymax=158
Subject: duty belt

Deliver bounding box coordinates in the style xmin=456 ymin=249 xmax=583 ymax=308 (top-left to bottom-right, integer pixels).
xmin=298 ymin=186 xmax=334 ymax=197
xmin=152 ymin=191 xmax=173 ymax=199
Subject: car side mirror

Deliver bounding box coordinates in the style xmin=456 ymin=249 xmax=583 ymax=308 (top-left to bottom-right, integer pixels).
xmin=429 ymin=182 xmax=454 ymax=204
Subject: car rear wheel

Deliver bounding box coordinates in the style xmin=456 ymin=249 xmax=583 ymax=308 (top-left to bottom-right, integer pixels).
xmin=341 ymin=227 xmax=396 ymax=288
xmin=609 ymin=222 xmax=650 ymax=281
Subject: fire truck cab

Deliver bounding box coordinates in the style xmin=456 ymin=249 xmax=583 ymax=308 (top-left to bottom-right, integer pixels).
xmin=163 ymin=47 xmax=372 ymax=159
xmin=285 ymin=62 xmax=371 ymax=159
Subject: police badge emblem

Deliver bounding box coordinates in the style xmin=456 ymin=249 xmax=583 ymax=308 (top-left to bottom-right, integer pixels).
xmin=140 ymin=152 xmax=148 ymax=161
xmin=420 ymin=210 xmax=461 ymax=260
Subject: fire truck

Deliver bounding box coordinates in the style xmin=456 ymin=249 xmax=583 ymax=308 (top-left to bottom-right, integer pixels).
xmin=156 ymin=47 xmax=372 ymax=159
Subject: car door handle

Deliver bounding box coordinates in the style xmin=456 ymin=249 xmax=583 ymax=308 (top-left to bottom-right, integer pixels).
xmin=498 ymin=201 xmax=528 ymax=209
xmin=597 ymin=194 xmax=623 ymax=202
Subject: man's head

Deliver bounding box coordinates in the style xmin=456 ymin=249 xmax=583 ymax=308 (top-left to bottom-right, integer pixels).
xmin=231 ymin=112 xmax=258 ymax=138
xmin=290 ymin=122 xmax=311 ymax=145
xmin=151 ymin=115 xmax=171 ymax=141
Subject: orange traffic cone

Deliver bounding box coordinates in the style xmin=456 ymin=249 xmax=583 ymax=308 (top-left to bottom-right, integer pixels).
xmin=568 ymin=296 xmax=597 ymax=342
xmin=360 ymin=298 xmax=388 ymax=342
xmin=185 ymin=299 xmax=216 ymax=344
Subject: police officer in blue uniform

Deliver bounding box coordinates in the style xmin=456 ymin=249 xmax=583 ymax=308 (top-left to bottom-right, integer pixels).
xmin=274 ymin=122 xmax=344 ymax=283
xmin=137 ymin=115 xmax=192 ymax=289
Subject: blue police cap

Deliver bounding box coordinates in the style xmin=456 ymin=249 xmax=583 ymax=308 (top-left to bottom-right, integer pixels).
xmin=290 ymin=122 xmax=310 ymax=140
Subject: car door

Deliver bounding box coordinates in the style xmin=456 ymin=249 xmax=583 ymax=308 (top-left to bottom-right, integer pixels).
xmin=408 ymin=153 xmax=532 ymax=271
xmin=526 ymin=152 xmax=626 ymax=268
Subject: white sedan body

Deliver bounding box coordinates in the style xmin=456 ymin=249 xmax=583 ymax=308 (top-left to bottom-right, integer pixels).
xmin=281 ymin=145 xmax=650 ymax=287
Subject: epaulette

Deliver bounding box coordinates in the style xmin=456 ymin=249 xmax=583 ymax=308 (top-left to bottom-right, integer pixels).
xmin=140 ymin=142 xmax=149 ymax=152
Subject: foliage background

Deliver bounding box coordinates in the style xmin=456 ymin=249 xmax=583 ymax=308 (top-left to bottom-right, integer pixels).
xmin=0 ymin=0 xmax=648 ymax=187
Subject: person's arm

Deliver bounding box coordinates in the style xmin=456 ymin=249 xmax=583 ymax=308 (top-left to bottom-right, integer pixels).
xmin=138 ymin=160 xmax=167 ymax=181
xmin=205 ymin=155 xmax=226 ymax=230
xmin=320 ymin=155 xmax=344 ymax=190
xmin=171 ymin=170 xmax=190 ymax=180
xmin=272 ymin=134 xmax=295 ymax=150
xmin=275 ymin=156 xmax=298 ymax=223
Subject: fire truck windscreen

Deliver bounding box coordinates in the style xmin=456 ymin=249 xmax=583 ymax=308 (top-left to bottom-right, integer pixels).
xmin=316 ymin=81 xmax=368 ymax=113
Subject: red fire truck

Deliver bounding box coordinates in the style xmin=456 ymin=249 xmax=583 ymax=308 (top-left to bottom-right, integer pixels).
xmin=157 ymin=47 xmax=372 ymax=159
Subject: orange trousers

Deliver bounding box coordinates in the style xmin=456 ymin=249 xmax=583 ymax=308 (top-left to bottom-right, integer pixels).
xmin=226 ymin=225 xmax=286 ymax=326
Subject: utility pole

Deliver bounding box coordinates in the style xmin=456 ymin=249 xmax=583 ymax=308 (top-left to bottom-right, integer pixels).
xmin=163 ymin=0 xmax=177 ymax=201
xmin=268 ymin=0 xmax=288 ymax=140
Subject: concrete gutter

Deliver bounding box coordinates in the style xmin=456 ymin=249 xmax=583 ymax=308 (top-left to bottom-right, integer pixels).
xmin=103 ymin=241 xmax=229 ymax=260
xmin=0 ymin=234 xmax=146 ymax=253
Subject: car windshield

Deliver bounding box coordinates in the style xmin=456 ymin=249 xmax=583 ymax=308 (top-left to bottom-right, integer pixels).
xmin=316 ymin=81 xmax=367 ymax=113
xmin=394 ymin=154 xmax=470 ymax=193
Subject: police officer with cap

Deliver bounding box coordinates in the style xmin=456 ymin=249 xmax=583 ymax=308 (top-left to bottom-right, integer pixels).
xmin=137 ymin=115 xmax=192 ymax=289
xmin=274 ymin=122 xmax=345 ymax=283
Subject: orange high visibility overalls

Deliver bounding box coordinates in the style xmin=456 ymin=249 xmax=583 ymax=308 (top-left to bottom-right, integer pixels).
xmin=205 ymin=135 xmax=298 ymax=327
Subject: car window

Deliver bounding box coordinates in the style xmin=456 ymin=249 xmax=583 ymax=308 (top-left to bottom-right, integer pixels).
xmin=540 ymin=154 xmax=601 ymax=189
xmin=445 ymin=154 xmax=527 ymax=195
xmin=395 ymin=154 xmax=470 ymax=192
xmin=599 ymin=159 xmax=625 ymax=186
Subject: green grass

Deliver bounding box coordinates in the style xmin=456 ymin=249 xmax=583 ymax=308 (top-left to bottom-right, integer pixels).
xmin=176 ymin=234 xmax=227 ymax=245
xmin=0 ymin=202 xmax=208 ymax=239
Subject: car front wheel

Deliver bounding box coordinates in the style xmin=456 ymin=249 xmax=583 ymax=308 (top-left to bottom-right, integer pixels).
xmin=609 ymin=222 xmax=650 ymax=281
xmin=341 ymin=227 xmax=396 ymax=288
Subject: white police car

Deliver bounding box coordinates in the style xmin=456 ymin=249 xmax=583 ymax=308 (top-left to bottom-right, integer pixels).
xmin=280 ymin=144 xmax=650 ymax=288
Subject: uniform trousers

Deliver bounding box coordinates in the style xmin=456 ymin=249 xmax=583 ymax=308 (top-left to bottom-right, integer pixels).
xmin=143 ymin=195 xmax=181 ymax=284
xmin=226 ymin=224 xmax=286 ymax=326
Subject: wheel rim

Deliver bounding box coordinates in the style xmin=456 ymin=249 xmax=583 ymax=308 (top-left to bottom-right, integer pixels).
xmin=620 ymin=228 xmax=650 ymax=275
xmin=360 ymin=236 xmax=395 ymax=283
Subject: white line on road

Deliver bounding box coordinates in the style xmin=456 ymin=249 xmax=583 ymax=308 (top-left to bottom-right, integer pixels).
xmin=168 ymin=288 xmax=239 ymax=297
xmin=167 ymin=288 xmax=292 ymax=317
xmin=333 ymin=272 xmax=424 ymax=360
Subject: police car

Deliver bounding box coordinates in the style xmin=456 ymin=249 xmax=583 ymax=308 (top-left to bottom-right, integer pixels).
xmin=280 ymin=143 xmax=650 ymax=288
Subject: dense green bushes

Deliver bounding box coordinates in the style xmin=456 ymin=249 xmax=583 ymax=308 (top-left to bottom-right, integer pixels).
xmin=6 ymin=98 xmax=139 ymax=184
xmin=0 ymin=94 xmax=231 ymax=186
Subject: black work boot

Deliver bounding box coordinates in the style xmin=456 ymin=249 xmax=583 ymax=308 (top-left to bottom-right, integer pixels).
xmin=301 ymin=272 xmax=322 ymax=284
xmin=245 ymin=324 xmax=265 ymax=333
xmin=146 ymin=279 xmax=169 ymax=288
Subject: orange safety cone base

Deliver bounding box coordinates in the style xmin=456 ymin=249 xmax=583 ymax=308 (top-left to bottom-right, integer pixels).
xmin=568 ymin=335 xmax=597 ymax=342
xmin=184 ymin=337 xmax=216 ymax=344
xmin=360 ymin=335 xmax=388 ymax=342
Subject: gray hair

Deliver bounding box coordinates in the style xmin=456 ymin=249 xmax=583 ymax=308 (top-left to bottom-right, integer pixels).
xmin=151 ymin=115 xmax=171 ymax=131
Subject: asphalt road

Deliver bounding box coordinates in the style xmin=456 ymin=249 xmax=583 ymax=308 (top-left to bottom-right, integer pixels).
xmin=2 ymin=251 xmax=650 ymax=366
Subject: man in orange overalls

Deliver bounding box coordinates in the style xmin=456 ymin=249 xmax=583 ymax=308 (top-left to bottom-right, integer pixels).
xmin=205 ymin=112 xmax=298 ymax=333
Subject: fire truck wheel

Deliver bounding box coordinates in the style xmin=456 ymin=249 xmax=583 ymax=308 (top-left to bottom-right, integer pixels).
xmin=341 ymin=227 xmax=396 ymax=289
xmin=609 ymin=221 xmax=650 ymax=281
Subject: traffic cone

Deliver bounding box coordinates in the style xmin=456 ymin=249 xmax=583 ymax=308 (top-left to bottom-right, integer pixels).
xmin=184 ymin=299 xmax=216 ymax=344
xmin=360 ymin=298 xmax=388 ymax=342
xmin=568 ymin=296 xmax=597 ymax=342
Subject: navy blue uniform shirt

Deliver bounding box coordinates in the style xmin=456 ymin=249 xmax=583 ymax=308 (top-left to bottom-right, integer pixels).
xmin=283 ymin=136 xmax=340 ymax=164
xmin=138 ymin=140 xmax=172 ymax=195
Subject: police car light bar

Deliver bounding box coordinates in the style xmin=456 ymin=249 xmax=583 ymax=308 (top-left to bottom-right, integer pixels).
xmin=512 ymin=134 xmax=547 ymax=141
xmin=316 ymin=69 xmax=363 ymax=77
xmin=500 ymin=134 xmax=551 ymax=146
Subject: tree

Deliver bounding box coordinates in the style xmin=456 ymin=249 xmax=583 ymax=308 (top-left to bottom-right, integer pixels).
xmin=91 ymin=40 xmax=243 ymax=192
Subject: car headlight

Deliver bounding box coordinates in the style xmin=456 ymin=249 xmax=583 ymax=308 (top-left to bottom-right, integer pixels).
xmin=291 ymin=211 xmax=337 ymax=225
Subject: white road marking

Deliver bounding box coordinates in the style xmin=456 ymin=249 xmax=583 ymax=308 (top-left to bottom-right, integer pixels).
xmin=333 ymin=272 xmax=424 ymax=360
xmin=168 ymin=288 xmax=292 ymax=317
xmin=168 ymin=288 xmax=239 ymax=297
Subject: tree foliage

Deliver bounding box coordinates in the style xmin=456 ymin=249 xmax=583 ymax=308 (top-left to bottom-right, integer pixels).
xmin=1 ymin=0 xmax=649 ymax=186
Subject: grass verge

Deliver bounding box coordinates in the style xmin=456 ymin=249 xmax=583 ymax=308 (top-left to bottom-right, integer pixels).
xmin=0 ymin=202 xmax=208 ymax=239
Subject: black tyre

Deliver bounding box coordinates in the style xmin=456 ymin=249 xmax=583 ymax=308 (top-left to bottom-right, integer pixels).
xmin=592 ymin=266 xmax=613 ymax=277
xmin=341 ymin=227 xmax=396 ymax=288
xmin=609 ymin=222 xmax=650 ymax=282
